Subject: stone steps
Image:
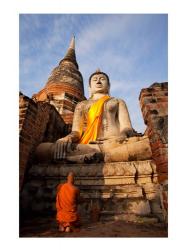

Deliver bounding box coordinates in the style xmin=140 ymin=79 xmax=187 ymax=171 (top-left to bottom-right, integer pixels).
xmin=20 ymin=160 xmax=164 ymax=222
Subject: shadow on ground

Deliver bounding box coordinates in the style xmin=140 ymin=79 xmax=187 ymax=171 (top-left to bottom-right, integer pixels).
xmin=20 ymin=216 xmax=167 ymax=237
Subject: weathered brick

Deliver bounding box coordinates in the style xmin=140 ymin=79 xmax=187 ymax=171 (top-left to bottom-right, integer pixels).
xmin=158 ymin=173 xmax=168 ymax=183
xmin=157 ymin=97 xmax=168 ymax=103
xmin=139 ymin=82 xmax=168 ymax=189
xmin=154 ymin=155 xmax=168 ymax=166
xmin=150 ymin=141 xmax=166 ymax=151
xmin=19 ymin=93 xmax=66 ymax=190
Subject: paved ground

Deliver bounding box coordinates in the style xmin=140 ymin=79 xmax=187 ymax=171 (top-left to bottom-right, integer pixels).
xmin=20 ymin=216 xmax=168 ymax=237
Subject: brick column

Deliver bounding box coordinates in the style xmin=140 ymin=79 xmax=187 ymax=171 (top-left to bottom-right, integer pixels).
xmin=19 ymin=92 xmax=66 ymax=190
xmin=139 ymin=82 xmax=168 ymax=220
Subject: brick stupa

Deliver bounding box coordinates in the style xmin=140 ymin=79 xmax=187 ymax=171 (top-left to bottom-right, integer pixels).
xmin=32 ymin=36 xmax=86 ymax=125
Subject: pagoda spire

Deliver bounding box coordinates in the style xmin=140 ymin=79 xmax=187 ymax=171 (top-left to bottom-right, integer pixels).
xmin=60 ymin=35 xmax=78 ymax=69
xmin=69 ymin=35 xmax=75 ymax=50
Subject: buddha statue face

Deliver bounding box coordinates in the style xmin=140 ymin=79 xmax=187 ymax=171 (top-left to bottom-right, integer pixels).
xmin=89 ymin=73 xmax=110 ymax=96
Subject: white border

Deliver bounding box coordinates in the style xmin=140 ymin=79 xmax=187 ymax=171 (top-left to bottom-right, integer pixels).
xmin=1 ymin=0 xmax=187 ymax=249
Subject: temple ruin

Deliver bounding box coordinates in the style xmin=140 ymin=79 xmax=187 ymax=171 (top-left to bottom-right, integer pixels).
xmin=19 ymin=37 xmax=168 ymax=225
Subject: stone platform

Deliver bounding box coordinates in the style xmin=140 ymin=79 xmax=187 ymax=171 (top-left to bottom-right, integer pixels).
xmin=20 ymin=160 xmax=164 ymax=222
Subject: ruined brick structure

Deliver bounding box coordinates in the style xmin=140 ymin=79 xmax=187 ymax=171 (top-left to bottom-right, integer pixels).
xmin=32 ymin=36 xmax=86 ymax=127
xmin=19 ymin=37 xmax=168 ymax=224
xmin=19 ymin=92 xmax=66 ymax=190
xmin=139 ymin=82 xmax=168 ymax=220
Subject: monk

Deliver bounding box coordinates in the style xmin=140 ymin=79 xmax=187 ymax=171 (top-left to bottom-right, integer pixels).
xmin=56 ymin=171 xmax=80 ymax=232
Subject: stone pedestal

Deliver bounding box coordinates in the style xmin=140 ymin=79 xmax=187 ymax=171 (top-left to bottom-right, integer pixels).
xmin=20 ymin=160 xmax=164 ymax=223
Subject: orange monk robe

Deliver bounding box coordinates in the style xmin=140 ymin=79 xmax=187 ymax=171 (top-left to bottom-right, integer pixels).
xmin=79 ymin=95 xmax=110 ymax=144
xmin=56 ymin=183 xmax=80 ymax=227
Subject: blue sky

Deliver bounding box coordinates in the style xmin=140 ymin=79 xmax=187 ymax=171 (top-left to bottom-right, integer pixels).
xmin=19 ymin=14 xmax=168 ymax=133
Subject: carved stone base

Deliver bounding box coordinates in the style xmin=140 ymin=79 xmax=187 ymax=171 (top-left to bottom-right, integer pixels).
xmin=20 ymin=160 xmax=164 ymax=222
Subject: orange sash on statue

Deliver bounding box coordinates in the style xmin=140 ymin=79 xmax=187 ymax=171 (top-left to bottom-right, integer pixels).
xmin=79 ymin=95 xmax=110 ymax=144
xmin=56 ymin=183 xmax=79 ymax=225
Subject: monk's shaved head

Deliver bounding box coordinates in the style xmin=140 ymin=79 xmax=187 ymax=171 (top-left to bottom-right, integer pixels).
xmin=67 ymin=171 xmax=75 ymax=184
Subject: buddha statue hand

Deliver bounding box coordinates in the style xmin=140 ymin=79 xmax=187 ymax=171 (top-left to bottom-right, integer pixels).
xmin=122 ymin=128 xmax=142 ymax=138
xmin=115 ymin=136 xmax=128 ymax=143
xmin=54 ymin=136 xmax=72 ymax=161
xmin=54 ymin=140 xmax=71 ymax=161
xmin=54 ymin=131 xmax=80 ymax=161
xmin=114 ymin=129 xmax=143 ymax=144
xmin=57 ymin=130 xmax=82 ymax=143
xmin=56 ymin=135 xmax=73 ymax=144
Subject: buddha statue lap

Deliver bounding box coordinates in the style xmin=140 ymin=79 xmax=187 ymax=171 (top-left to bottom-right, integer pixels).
xmin=35 ymin=70 xmax=152 ymax=164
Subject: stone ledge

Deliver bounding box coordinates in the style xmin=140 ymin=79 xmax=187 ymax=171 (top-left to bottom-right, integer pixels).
xmin=28 ymin=160 xmax=157 ymax=186
xmin=30 ymin=160 xmax=156 ymax=177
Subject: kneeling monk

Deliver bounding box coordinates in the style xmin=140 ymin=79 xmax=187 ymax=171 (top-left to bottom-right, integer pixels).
xmin=56 ymin=171 xmax=80 ymax=232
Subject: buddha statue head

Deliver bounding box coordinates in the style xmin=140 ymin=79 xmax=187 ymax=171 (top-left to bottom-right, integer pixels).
xmin=89 ymin=69 xmax=110 ymax=97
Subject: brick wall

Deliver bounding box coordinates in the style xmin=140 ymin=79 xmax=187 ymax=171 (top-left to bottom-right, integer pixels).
xmin=19 ymin=92 xmax=66 ymax=190
xmin=32 ymin=82 xmax=86 ymax=125
xmin=33 ymin=82 xmax=85 ymax=102
xmin=139 ymin=82 xmax=168 ymax=220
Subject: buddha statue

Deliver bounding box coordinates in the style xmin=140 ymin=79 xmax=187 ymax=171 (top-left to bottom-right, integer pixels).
xmin=35 ymin=70 xmax=152 ymax=163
